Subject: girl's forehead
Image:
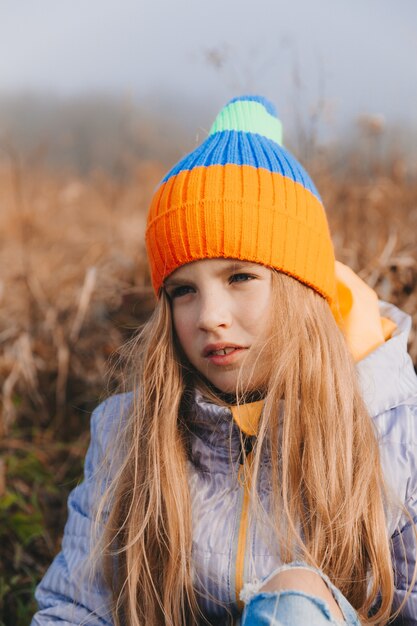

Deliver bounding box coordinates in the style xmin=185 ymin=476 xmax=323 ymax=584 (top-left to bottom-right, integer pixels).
xmin=166 ymin=258 xmax=270 ymax=281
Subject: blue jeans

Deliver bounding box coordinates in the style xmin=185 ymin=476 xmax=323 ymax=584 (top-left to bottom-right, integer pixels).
xmin=240 ymin=563 xmax=361 ymax=626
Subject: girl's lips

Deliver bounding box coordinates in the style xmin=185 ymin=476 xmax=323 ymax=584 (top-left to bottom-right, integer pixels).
xmin=205 ymin=347 xmax=247 ymax=366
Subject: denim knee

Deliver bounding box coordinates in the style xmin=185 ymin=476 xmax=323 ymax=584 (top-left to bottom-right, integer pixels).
xmin=240 ymin=562 xmax=361 ymax=626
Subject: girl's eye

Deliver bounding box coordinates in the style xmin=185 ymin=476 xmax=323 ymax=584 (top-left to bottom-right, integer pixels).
xmin=169 ymin=285 xmax=194 ymax=299
xmin=229 ymin=272 xmax=255 ymax=284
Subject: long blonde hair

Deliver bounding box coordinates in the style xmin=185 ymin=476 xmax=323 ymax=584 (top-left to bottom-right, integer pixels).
xmin=95 ymin=270 xmax=400 ymax=625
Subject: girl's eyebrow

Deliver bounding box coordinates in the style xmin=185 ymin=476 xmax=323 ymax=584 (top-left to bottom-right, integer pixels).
xmin=164 ymin=275 xmax=195 ymax=288
xmin=164 ymin=262 xmax=260 ymax=287
xmin=227 ymin=261 xmax=256 ymax=270
xmin=219 ymin=261 xmax=261 ymax=274
xmin=163 ymin=278 xmax=183 ymax=288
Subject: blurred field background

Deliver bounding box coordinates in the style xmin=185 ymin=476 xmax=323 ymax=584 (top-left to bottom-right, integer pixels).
xmin=0 ymin=97 xmax=416 ymax=624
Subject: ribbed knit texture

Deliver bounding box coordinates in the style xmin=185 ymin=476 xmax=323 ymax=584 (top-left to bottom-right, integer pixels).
xmin=145 ymin=95 xmax=337 ymax=307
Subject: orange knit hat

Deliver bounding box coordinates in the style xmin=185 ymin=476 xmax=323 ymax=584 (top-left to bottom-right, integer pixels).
xmin=146 ymin=95 xmax=336 ymax=308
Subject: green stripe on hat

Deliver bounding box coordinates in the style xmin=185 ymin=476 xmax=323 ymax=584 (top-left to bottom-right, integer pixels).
xmin=209 ymin=100 xmax=283 ymax=146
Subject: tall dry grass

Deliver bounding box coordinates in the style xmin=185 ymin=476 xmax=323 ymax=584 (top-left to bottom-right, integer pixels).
xmin=0 ymin=149 xmax=416 ymax=625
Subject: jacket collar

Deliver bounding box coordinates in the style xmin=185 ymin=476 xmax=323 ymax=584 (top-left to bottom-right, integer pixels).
xmin=188 ymin=391 xmax=243 ymax=469
xmin=357 ymin=302 xmax=417 ymax=417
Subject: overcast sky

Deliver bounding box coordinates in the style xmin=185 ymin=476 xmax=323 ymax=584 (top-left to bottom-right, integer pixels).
xmin=1 ymin=0 xmax=416 ymax=139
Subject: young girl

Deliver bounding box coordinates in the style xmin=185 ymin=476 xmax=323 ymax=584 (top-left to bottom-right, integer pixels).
xmin=31 ymin=96 xmax=417 ymax=625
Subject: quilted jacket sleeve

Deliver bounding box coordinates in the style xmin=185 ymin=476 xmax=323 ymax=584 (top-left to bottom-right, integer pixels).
xmin=30 ymin=394 xmax=131 ymax=626
xmin=391 ymin=506 xmax=417 ymax=625
xmin=389 ymin=404 xmax=417 ymax=625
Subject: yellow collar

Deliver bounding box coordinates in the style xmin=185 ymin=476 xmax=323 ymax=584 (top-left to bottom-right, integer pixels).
xmin=336 ymin=261 xmax=396 ymax=361
xmin=230 ymin=401 xmax=264 ymax=436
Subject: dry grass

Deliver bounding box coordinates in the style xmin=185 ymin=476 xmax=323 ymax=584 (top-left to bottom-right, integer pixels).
xmin=0 ymin=157 xmax=162 ymax=430
xmin=320 ymin=160 xmax=417 ymax=363
xmin=0 ymin=151 xmax=416 ymax=624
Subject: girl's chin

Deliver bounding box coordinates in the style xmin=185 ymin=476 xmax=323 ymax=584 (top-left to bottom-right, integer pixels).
xmin=200 ymin=376 xmax=266 ymax=404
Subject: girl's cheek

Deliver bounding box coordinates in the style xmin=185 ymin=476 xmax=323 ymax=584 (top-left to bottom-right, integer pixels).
xmin=172 ymin=309 xmax=185 ymax=337
xmin=174 ymin=308 xmax=194 ymax=334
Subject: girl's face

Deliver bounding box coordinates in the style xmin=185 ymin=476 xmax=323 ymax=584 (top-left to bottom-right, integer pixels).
xmin=164 ymin=258 xmax=273 ymax=394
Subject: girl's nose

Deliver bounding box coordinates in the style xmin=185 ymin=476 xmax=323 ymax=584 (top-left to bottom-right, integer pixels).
xmin=197 ymin=293 xmax=232 ymax=331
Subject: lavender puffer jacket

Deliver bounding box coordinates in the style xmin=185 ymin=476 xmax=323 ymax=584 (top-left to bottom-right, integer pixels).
xmin=31 ymin=302 xmax=417 ymax=625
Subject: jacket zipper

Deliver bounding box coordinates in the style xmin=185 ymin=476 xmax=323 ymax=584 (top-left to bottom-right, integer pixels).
xmin=235 ymin=450 xmax=254 ymax=612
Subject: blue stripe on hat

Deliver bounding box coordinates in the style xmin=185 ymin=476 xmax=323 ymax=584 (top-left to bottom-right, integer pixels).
xmin=162 ymin=130 xmax=320 ymax=200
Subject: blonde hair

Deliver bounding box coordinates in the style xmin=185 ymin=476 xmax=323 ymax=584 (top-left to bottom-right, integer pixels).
xmin=95 ymin=270 xmax=404 ymax=625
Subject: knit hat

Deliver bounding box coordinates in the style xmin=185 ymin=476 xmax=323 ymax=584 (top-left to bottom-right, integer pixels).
xmin=145 ymin=95 xmax=337 ymax=308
